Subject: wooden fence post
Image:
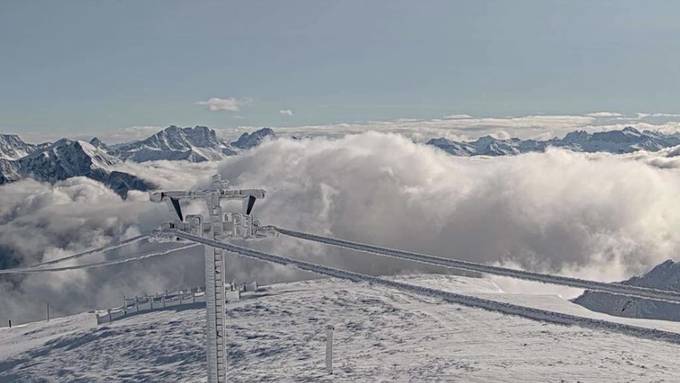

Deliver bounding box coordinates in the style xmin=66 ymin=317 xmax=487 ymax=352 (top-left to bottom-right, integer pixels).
xmin=326 ymin=325 xmax=334 ymax=375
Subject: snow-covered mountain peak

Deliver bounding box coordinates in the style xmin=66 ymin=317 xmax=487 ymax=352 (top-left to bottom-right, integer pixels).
xmin=147 ymin=125 xmax=220 ymax=150
xmin=37 ymin=139 xmax=119 ymax=169
xmin=5 ymin=138 xmax=151 ymax=197
xmin=562 ymin=130 xmax=589 ymax=143
xmin=622 ymin=126 xmax=642 ymax=135
xmin=89 ymin=137 xmax=107 ymax=150
xmin=111 ymin=125 xmax=235 ymax=162
xmin=0 ymin=134 xmax=38 ymax=160
xmin=230 ymin=128 xmax=275 ymax=150
xmin=429 ymin=127 xmax=680 ymax=156
xmin=591 ymin=127 xmax=644 ymax=144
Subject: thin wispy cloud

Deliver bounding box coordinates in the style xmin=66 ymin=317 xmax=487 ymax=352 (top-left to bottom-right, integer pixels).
xmin=196 ymin=97 xmax=251 ymax=112
xmin=279 ymin=109 xmax=294 ymax=116
xmin=585 ymin=112 xmax=623 ymax=118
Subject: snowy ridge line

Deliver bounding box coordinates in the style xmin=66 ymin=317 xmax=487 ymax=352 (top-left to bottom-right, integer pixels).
xmin=170 ymin=230 xmax=680 ymax=345
xmin=0 ymin=244 xmax=199 ymax=274
xmin=274 ymin=227 xmax=680 ymax=305
xmin=30 ymin=234 xmax=150 ymax=267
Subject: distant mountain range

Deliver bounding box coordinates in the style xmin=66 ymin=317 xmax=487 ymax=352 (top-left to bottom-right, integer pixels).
xmin=3 ymin=125 xmax=680 ymax=197
xmin=427 ymin=127 xmax=680 ymax=156
xmin=0 ymin=126 xmax=276 ymax=197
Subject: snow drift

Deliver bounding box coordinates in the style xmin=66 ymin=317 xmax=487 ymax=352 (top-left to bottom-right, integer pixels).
xmin=574 ymin=259 xmax=680 ymax=322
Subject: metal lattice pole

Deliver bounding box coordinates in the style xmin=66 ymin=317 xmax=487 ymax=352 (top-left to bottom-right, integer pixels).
xmin=149 ymin=175 xmax=269 ymax=383
xmin=205 ymin=193 xmax=228 ymax=383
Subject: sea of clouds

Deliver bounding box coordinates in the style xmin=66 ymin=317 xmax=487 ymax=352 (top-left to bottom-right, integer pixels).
xmin=3 ymin=132 xmax=680 ymax=323
xmin=13 ymin=111 xmax=680 ymax=144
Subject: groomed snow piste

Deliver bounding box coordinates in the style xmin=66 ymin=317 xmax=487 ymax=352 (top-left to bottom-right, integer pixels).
xmin=2 ymin=274 xmax=680 ymax=382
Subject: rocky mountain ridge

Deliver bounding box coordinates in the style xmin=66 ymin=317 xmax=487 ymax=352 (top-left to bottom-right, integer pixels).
xmin=428 ymin=127 xmax=680 ymax=156
xmin=0 ymin=126 xmax=276 ymax=197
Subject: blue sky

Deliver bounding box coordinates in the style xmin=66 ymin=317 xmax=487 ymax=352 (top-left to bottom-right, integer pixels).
xmin=2 ymin=0 xmax=680 ymax=137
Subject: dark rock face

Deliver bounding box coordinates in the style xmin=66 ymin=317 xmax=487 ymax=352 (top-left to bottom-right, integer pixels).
xmin=1 ymin=139 xmax=153 ymax=198
xmin=89 ymin=137 xmax=108 ymax=150
xmin=230 ymin=128 xmax=275 ymax=150
xmin=0 ymin=245 xmax=20 ymax=270
xmin=104 ymin=171 xmax=154 ymax=198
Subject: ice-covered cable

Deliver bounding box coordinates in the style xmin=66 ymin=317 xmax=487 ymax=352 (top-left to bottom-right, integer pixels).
xmin=169 ymin=229 xmax=680 ymax=345
xmin=30 ymin=234 xmax=150 ymax=267
xmin=0 ymin=244 xmax=198 ymax=274
xmin=273 ymin=226 xmax=680 ymax=305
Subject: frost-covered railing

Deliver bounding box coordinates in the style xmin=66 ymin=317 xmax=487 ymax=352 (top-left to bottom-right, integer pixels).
xmin=96 ymin=287 xmax=207 ymax=325
xmin=95 ymin=283 xmax=255 ymax=325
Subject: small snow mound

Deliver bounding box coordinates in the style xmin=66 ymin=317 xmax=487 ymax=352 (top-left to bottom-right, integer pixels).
xmin=574 ymin=259 xmax=680 ymax=322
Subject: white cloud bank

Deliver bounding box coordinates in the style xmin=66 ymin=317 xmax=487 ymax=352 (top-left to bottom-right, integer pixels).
xmin=0 ymin=161 xmax=220 ymax=324
xmin=220 ymin=133 xmax=680 ymax=283
xmin=4 ymin=133 xmax=680 ymax=323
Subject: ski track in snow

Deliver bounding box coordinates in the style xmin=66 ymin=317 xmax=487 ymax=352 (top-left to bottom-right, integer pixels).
xmin=2 ymin=275 xmax=680 ymax=382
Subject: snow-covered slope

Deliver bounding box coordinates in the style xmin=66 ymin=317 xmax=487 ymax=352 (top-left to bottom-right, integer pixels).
xmin=3 ymin=274 xmax=680 ymax=382
xmin=574 ymin=259 xmax=680 ymax=322
xmin=428 ymin=127 xmax=680 ymax=156
xmin=110 ymin=126 xmax=236 ymax=162
xmin=0 ymin=134 xmax=41 ymax=160
xmin=0 ymin=159 xmax=20 ymax=184
xmin=6 ymin=139 xmax=154 ymax=197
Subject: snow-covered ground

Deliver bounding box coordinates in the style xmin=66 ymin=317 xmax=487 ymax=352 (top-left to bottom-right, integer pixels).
xmin=2 ymin=274 xmax=680 ymax=382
